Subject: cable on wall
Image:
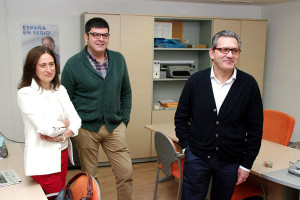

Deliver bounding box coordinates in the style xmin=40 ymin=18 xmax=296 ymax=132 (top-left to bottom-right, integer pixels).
xmin=0 ymin=131 xmax=24 ymax=144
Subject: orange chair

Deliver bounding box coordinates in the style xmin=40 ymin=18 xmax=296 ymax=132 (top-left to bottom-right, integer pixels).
xmin=231 ymin=109 xmax=295 ymax=200
xmin=262 ymin=109 xmax=295 ymax=145
xmin=153 ymin=131 xmax=185 ymax=200
xmin=231 ymin=175 xmax=266 ymax=200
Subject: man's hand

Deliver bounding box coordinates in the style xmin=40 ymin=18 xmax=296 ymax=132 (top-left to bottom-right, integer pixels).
xmin=236 ymin=167 xmax=250 ymax=185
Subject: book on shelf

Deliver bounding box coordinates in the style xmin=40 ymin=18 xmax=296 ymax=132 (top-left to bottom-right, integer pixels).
xmin=0 ymin=170 xmax=21 ymax=187
xmin=159 ymin=99 xmax=178 ymax=108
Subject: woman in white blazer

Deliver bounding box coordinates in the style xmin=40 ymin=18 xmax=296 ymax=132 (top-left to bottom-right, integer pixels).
xmin=17 ymin=46 xmax=81 ymax=200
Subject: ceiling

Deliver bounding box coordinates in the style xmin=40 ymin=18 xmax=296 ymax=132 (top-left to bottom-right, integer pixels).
xmin=153 ymin=0 xmax=297 ymax=5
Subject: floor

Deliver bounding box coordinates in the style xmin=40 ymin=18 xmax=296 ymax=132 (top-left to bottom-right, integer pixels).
xmin=66 ymin=161 xmax=179 ymax=200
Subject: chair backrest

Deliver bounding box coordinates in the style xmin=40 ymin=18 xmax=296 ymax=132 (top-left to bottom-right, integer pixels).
xmin=263 ymin=109 xmax=295 ymax=146
xmin=71 ymin=174 xmax=101 ymax=200
xmin=155 ymin=131 xmax=178 ymax=176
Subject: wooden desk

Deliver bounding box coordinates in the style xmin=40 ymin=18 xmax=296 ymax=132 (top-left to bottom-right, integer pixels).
xmin=145 ymin=122 xmax=177 ymax=141
xmin=0 ymin=143 xmax=47 ymax=200
xmin=253 ymin=140 xmax=300 ymax=176
xmin=145 ymin=122 xmax=300 ymax=200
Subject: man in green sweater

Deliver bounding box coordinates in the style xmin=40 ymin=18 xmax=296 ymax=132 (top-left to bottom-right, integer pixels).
xmin=61 ymin=17 xmax=132 ymax=200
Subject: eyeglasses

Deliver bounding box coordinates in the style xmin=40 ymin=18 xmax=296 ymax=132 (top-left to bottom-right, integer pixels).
xmin=215 ymin=48 xmax=241 ymax=55
xmin=87 ymin=32 xmax=110 ymax=39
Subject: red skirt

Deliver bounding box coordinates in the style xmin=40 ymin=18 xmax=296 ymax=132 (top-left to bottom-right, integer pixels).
xmin=31 ymin=148 xmax=69 ymax=196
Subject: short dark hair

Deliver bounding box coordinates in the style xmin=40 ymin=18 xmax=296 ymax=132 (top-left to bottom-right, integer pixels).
xmin=85 ymin=17 xmax=109 ymax=33
xmin=211 ymin=30 xmax=242 ymax=50
xmin=18 ymin=46 xmax=60 ymax=90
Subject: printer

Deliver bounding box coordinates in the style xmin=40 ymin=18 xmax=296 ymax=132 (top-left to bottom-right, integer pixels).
xmin=160 ymin=60 xmax=195 ymax=78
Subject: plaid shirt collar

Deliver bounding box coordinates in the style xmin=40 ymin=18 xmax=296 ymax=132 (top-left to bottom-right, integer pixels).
xmin=86 ymin=48 xmax=109 ymax=78
xmin=86 ymin=48 xmax=108 ymax=69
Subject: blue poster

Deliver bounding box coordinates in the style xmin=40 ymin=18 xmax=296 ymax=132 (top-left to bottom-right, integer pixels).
xmin=21 ymin=24 xmax=60 ymax=72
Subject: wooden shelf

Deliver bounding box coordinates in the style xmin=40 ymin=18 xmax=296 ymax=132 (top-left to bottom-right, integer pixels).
xmin=153 ymin=78 xmax=188 ymax=81
xmin=154 ymin=48 xmax=209 ymax=51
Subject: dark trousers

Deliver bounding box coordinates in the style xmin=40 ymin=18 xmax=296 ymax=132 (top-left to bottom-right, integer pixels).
xmin=182 ymin=146 xmax=239 ymax=200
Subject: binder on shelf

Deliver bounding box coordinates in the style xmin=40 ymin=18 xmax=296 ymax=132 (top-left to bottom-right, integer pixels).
xmin=153 ymin=60 xmax=160 ymax=78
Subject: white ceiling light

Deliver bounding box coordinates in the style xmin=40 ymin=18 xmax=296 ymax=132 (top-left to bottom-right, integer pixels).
xmin=220 ymin=0 xmax=254 ymax=3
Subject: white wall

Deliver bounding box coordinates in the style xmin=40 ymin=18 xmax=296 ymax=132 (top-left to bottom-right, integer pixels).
xmin=262 ymin=1 xmax=300 ymax=142
xmin=0 ymin=0 xmax=263 ymax=143
xmin=0 ymin=0 xmax=14 ymax=142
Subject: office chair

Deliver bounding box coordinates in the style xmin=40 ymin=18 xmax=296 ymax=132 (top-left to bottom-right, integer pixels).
xmin=153 ymin=131 xmax=185 ymax=200
xmin=262 ymin=109 xmax=295 ymax=146
xmin=231 ymin=175 xmax=266 ymax=200
xmin=71 ymin=172 xmax=101 ymax=200
xmin=231 ymin=109 xmax=295 ymax=200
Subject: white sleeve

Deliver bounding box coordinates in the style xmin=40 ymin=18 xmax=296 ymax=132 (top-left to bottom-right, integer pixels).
xmin=57 ymin=86 xmax=82 ymax=136
xmin=239 ymin=165 xmax=250 ymax=172
xmin=17 ymin=89 xmax=66 ymax=137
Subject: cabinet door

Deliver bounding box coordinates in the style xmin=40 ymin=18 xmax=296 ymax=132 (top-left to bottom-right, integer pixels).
xmin=239 ymin=20 xmax=267 ymax=94
xmin=213 ymin=19 xmax=267 ymax=94
xmin=213 ymin=19 xmax=241 ymax=36
xmin=84 ymin=13 xmax=122 ymax=163
xmin=120 ymin=14 xmax=154 ymax=159
xmin=84 ymin=13 xmax=121 ymax=51
xmin=83 ymin=13 xmax=153 ymax=161
xmin=213 ymin=19 xmax=242 ymax=68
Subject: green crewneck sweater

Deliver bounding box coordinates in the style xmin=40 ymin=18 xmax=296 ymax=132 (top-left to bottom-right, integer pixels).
xmin=61 ymin=46 xmax=132 ymax=132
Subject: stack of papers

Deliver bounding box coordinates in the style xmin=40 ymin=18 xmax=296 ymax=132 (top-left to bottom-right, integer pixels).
xmin=0 ymin=170 xmax=21 ymax=187
xmin=159 ymin=100 xmax=178 ymax=109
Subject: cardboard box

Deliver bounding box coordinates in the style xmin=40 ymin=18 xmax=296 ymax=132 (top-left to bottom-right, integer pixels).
xmin=195 ymin=44 xmax=207 ymax=48
xmin=186 ymin=44 xmax=208 ymax=48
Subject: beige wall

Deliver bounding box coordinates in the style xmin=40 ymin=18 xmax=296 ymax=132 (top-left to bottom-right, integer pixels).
xmin=262 ymin=1 xmax=300 ymax=142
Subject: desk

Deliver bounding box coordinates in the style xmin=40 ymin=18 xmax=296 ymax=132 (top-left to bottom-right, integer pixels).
xmin=145 ymin=122 xmax=177 ymax=141
xmin=145 ymin=122 xmax=300 ymax=200
xmin=0 ymin=143 xmax=47 ymax=200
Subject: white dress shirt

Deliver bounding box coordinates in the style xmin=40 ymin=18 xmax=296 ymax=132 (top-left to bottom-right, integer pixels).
xmin=210 ymin=66 xmax=237 ymax=114
xmin=210 ymin=66 xmax=250 ymax=172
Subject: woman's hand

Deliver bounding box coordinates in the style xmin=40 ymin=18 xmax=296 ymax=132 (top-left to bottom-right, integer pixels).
xmin=40 ymin=129 xmax=74 ymax=143
xmin=61 ymin=119 xmax=70 ymax=128
xmin=40 ymin=133 xmax=60 ymax=142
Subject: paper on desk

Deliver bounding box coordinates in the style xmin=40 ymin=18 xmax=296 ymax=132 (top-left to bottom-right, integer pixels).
xmin=0 ymin=170 xmax=21 ymax=187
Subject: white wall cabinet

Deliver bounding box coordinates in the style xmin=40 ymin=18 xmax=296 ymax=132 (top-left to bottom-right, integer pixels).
xmin=213 ymin=19 xmax=267 ymax=94
xmin=84 ymin=13 xmax=153 ymax=162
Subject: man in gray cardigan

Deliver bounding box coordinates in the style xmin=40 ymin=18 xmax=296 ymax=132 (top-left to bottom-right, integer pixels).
xmin=61 ymin=17 xmax=132 ymax=200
